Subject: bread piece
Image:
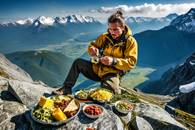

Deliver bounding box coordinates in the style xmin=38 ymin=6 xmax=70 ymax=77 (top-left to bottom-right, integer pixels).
xmin=63 ymin=99 xmax=78 ymax=112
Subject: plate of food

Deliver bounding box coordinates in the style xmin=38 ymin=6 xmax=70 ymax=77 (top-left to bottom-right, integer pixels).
xmin=114 ymin=100 xmax=135 ymax=114
xmin=74 ymin=90 xmax=89 ymax=100
xmin=89 ymin=88 xmax=113 ymax=103
xmin=83 ymin=104 xmax=104 ymax=119
xmin=31 ymin=95 xmax=80 ymax=126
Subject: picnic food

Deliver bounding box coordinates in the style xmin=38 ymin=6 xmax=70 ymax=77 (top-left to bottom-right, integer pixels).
xmin=83 ymin=104 xmax=104 ymax=118
xmin=32 ymin=95 xmax=80 ymax=124
xmin=38 ymin=96 xmax=54 ymax=109
xmin=86 ymin=128 xmax=96 ymax=130
xmin=90 ymin=89 xmax=113 ymax=102
xmin=52 ymin=108 xmax=67 ymax=121
xmin=51 ymin=95 xmax=71 ymax=102
xmin=84 ymin=105 xmax=103 ymax=115
xmin=33 ymin=107 xmax=53 ymax=123
xmin=64 ymin=99 xmax=79 ymax=112
xmin=117 ymin=102 xmax=134 ymax=111
xmin=115 ymin=100 xmax=135 ymax=114
xmin=54 ymin=99 xmax=70 ymax=111
xmin=75 ymin=90 xmax=88 ymax=99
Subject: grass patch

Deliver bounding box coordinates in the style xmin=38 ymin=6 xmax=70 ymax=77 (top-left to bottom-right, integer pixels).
xmin=110 ymin=90 xmax=140 ymax=103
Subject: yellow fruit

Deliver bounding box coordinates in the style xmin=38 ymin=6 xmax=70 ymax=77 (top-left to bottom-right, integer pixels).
xmin=52 ymin=108 xmax=67 ymax=121
xmin=38 ymin=96 xmax=54 ymax=109
xmin=38 ymin=96 xmax=46 ymax=106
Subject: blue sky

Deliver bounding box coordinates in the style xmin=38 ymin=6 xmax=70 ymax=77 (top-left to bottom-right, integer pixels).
xmin=1 ymin=0 xmax=195 ymax=22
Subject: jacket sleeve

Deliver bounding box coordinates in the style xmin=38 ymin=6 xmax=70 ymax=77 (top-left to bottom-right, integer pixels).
xmin=113 ymin=36 xmax=138 ymax=71
xmin=88 ymin=34 xmax=104 ymax=56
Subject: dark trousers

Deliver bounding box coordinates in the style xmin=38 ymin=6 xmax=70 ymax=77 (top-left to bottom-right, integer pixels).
xmin=63 ymin=58 xmax=121 ymax=94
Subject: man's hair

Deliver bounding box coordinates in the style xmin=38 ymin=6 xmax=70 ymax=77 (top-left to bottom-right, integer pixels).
xmin=108 ymin=10 xmax=125 ymax=27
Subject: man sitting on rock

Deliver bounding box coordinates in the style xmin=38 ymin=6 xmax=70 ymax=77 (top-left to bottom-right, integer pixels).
xmin=53 ymin=10 xmax=138 ymax=95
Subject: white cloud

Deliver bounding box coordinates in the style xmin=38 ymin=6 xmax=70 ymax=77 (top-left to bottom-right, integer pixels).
xmin=93 ymin=3 xmax=195 ymax=17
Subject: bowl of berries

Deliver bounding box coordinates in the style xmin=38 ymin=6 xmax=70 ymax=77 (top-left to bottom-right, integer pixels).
xmin=83 ymin=104 xmax=104 ymax=119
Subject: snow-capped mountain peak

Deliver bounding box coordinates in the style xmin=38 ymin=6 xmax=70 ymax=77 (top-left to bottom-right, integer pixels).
xmin=54 ymin=17 xmax=67 ymax=24
xmin=125 ymin=14 xmax=178 ymax=24
xmin=54 ymin=15 xmax=99 ymax=24
xmin=125 ymin=17 xmax=154 ymax=23
xmin=33 ymin=16 xmax=55 ymax=26
xmin=0 ymin=18 xmax=34 ymax=26
xmin=165 ymin=13 xmax=178 ymax=20
xmin=187 ymin=8 xmax=195 ymax=16
xmin=15 ymin=18 xmax=34 ymax=25
xmin=170 ymin=8 xmax=195 ymax=33
xmin=0 ymin=15 xmax=100 ymax=28
xmin=64 ymin=15 xmax=98 ymax=23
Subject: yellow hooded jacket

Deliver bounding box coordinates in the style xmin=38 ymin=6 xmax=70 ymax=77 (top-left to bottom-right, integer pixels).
xmin=88 ymin=25 xmax=138 ymax=78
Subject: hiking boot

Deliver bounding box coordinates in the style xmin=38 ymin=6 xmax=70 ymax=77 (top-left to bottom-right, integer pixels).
xmin=52 ymin=87 xmax=72 ymax=95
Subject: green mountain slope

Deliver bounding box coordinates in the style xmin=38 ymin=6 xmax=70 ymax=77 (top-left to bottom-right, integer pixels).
xmin=135 ymin=26 xmax=195 ymax=67
xmin=6 ymin=50 xmax=73 ymax=86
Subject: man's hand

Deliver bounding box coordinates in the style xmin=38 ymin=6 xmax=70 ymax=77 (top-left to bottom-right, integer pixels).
xmin=89 ymin=47 xmax=99 ymax=57
xmin=100 ymin=56 xmax=114 ymax=66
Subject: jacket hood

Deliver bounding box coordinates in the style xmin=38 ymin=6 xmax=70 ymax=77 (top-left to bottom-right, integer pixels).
xmin=124 ymin=25 xmax=132 ymax=38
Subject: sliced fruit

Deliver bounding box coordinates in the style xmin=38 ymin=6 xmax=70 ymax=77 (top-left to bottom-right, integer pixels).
xmin=52 ymin=108 xmax=67 ymax=121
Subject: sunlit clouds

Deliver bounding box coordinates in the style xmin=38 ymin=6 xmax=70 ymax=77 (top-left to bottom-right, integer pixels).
xmin=91 ymin=3 xmax=195 ymax=17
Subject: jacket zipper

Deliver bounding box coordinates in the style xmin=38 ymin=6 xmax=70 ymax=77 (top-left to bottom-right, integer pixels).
xmin=110 ymin=45 xmax=115 ymax=57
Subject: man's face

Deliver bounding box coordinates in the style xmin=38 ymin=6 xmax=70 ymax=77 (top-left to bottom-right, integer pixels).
xmin=108 ymin=22 xmax=124 ymax=40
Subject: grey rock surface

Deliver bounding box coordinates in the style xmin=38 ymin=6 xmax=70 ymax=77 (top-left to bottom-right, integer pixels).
xmin=0 ymin=53 xmax=33 ymax=82
xmin=0 ymin=52 xmax=190 ymax=130
xmin=130 ymin=116 xmax=153 ymax=130
xmin=8 ymin=79 xmax=54 ymax=108
xmin=0 ymin=100 xmax=27 ymax=130
xmin=134 ymin=103 xmax=187 ymax=130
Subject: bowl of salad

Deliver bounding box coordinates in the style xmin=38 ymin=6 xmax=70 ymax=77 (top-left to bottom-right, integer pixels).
xmin=83 ymin=104 xmax=104 ymax=119
xmin=75 ymin=90 xmax=89 ymax=100
xmin=114 ymin=100 xmax=135 ymax=114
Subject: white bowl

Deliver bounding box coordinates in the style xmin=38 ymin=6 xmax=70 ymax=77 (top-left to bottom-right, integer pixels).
xmin=114 ymin=100 xmax=135 ymax=114
xmin=83 ymin=104 xmax=104 ymax=119
xmin=74 ymin=90 xmax=88 ymax=100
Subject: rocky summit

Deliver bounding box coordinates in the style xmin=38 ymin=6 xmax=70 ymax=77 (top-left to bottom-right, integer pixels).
xmin=0 ymin=53 xmax=190 ymax=130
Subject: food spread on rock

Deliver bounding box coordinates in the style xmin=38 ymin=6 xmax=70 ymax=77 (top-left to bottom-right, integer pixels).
xmin=75 ymin=88 xmax=113 ymax=102
xmin=32 ymin=88 xmax=137 ymax=124
xmin=32 ymin=95 xmax=80 ymax=123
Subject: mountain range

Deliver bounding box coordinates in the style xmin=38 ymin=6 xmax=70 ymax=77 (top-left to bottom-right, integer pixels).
xmin=0 ymin=15 xmax=104 ymax=53
xmin=126 ymin=13 xmax=178 ymax=33
xmin=0 ymin=13 xmax=179 ymax=53
xmin=135 ymin=8 xmax=195 ymax=67
xmin=137 ymin=53 xmax=195 ymax=95
xmin=171 ymin=8 xmax=195 ymax=33
xmin=1 ymin=15 xmax=100 ymax=27
xmin=2 ymin=8 xmax=195 ymax=90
